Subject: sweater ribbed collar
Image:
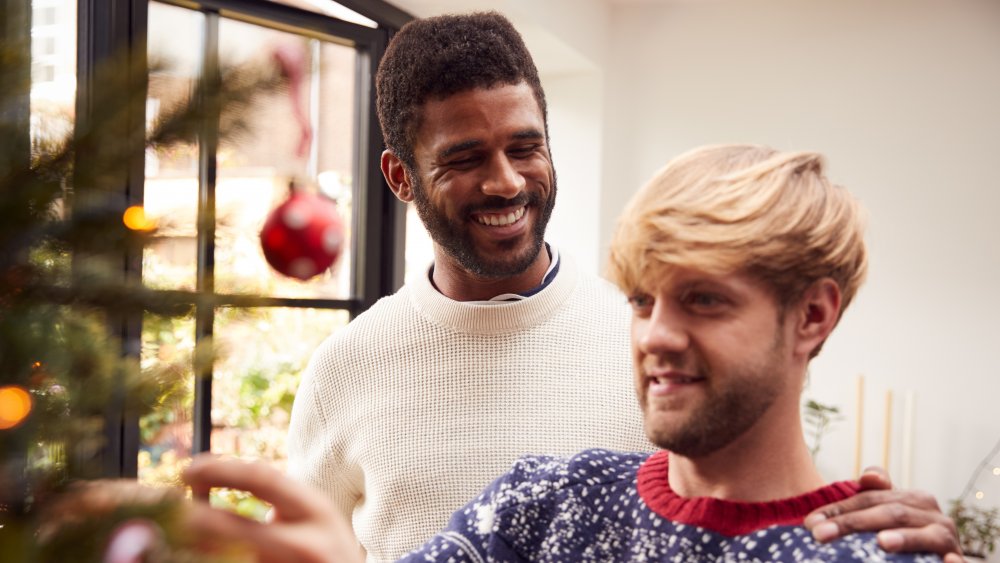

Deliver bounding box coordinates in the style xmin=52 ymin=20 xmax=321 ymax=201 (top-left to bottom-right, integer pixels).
xmin=636 ymin=450 xmax=861 ymax=536
xmin=407 ymin=252 xmax=580 ymax=335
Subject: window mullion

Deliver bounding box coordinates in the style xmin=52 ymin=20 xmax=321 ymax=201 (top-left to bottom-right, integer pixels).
xmin=75 ymin=0 xmax=147 ymax=479
xmin=0 ymin=0 xmax=32 ymax=180
xmin=351 ymin=30 xmax=404 ymax=318
xmin=192 ymin=8 xmax=220 ymax=455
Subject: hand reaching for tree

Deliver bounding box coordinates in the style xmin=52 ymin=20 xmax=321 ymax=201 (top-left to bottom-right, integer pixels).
xmin=182 ymin=455 xmax=364 ymax=563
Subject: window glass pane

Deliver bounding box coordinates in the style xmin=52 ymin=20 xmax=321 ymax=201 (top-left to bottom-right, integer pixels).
xmin=138 ymin=312 xmax=196 ymax=486
xmin=144 ymin=1 xmax=204 ymax=291
xmin=215 ymin=18 xmax=357 ymax=299
xmin=139 ymin=306 xmax=349 ymax=496
xmin=139 ymin=2 xmax=204 ymax=487
xmin=210 ymin=308 xmax=348 ymax=467
xmin=13 ymin=0 xmax=76 ymax=484
xmin=30 ymin=0 xmax=76 ymax=148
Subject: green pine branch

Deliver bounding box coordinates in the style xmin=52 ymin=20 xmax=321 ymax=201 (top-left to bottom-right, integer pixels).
xmin=0 ymin=33 xmax=283 ymax=562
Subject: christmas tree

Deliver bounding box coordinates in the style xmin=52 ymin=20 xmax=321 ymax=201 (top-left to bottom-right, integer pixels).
xmin=0 ymin=22 xmax=284 ymax=560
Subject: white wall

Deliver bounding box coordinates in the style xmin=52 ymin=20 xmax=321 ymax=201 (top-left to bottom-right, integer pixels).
xmin=602 ymin=0 xmax=1000 ymax=523
xmin=543 ymin=71 xmax=606 ymax=274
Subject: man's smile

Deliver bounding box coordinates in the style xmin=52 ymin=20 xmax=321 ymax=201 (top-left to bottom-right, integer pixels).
xmin=473 ymin=205 xmax=526 ymax=227
xmin=644 ymin=369 xmax=707 ymax=398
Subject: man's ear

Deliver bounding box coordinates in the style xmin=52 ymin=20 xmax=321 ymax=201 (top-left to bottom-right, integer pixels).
xmin=381 ymin=150 xmax=415 ymax=203
xmin=793 ymin=278 xmax=843 ymax=358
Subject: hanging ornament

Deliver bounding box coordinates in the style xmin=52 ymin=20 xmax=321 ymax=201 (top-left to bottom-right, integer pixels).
xmin=259 ymin=182 xmax=345 ymax=281
xmin=258 ymin=43 xmax=344 ymax=281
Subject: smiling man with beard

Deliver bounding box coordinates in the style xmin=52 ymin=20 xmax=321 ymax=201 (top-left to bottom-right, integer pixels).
xmin=389 ymin=83 xmax=557 ymax=291
xmin=285 ymin=12 xmax=652 ymax=561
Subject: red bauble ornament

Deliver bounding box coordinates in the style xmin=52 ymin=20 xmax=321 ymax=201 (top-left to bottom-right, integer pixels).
xmin=260 ymin=186 xmax=345 ymax=281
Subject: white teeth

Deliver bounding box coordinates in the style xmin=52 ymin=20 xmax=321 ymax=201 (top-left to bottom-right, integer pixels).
xmin=652 ymin=376 xmax=697 ymax=384
xmin=478 ymin=207 xmax=525 ymax=226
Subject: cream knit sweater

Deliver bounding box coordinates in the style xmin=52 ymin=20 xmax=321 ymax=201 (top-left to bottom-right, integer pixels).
xmin=286 ymin=254 xmax=653 ymax=561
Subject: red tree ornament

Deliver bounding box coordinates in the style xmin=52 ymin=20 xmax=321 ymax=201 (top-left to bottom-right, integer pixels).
xmin=260 ymin=185 xmax=345 ymax=281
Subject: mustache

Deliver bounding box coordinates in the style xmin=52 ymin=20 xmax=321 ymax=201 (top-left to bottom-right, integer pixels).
xmin=644 ymin=354 xmax=701 ymax=375
xmin=464 ymin=192 xmax=539 ymax=215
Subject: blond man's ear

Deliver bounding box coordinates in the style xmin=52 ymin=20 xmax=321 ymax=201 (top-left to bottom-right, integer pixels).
xmin=793 ymin=278 xmax=842 ymax=359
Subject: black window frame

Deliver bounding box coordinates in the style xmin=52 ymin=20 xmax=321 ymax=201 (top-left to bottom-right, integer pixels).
xmin=75 ymin=0 xmax=411 ymax=478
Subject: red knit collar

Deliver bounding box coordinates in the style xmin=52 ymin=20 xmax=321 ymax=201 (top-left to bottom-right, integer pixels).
xmin=636 ymin=450 xmax=860 ymax=536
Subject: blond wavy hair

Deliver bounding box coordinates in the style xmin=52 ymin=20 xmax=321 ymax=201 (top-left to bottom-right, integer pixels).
xmin=608 ymin=144 xmax=868 ymax=321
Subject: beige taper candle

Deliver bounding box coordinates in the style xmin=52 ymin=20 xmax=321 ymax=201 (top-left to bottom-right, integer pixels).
xmin=882 ymin=390 xmax=893 ymax=472
xmin=854 ymin=374 xmax=865 ymax=477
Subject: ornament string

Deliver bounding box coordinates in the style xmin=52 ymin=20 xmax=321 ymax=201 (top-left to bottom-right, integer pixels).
xmin=272 ymin=43 xmax=313 ymax=160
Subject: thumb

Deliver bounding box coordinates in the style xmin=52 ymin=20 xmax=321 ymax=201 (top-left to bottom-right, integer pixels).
xmin=857 ymin=465 xmax=893 ymax=491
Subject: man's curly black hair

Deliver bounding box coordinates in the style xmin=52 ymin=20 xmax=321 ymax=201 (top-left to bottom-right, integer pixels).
xmin=375 ymin=11 xmax=548 ymax=169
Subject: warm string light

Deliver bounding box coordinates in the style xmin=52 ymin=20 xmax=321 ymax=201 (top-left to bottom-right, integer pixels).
xmin=958 ymin=437 xmax=1000 ymax=505
xmin=0 ymin=385 xmax=32 ymax=430
xmin=122 ymin=205 xmax=156 ymax=231
xmin=973 ymin=468 xmax=1000 ymax=501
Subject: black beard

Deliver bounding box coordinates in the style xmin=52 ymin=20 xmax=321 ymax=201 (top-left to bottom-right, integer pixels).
xmin=410 ymin=177 xmax=557 ymax=279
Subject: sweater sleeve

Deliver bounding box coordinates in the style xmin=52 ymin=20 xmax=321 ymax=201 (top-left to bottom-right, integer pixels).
xmin=398 ymin=457 xmax=561 ymax=563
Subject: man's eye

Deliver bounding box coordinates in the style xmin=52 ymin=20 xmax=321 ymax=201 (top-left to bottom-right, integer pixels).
xmin=448 ymin=157 xmax=478 ymax=168
xmin=682 ymin=292 xmax=726 ymax=310
xmin=444 ymin=153 xmax=484 ymax=169
xmin=628 ymin=294 xmax=654 ymax=311
xmin=508 ymin=145 xmax=538 ymax=158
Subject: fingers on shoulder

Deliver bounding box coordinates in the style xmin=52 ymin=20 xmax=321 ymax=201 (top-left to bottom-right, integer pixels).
xmin=857 ymin=466 xmax=893 ymax=491
xmin=819 ymin=488 xmax=944 ymax=526
xmin=833 ymin=502 xmax=939 ymax=534
xmin=877 ymin=522 xmax=963 ymax=556
xmin=808 ymin=490 xmax=895 ymax=523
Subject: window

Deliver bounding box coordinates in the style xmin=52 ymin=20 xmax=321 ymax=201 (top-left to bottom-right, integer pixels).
xmin=64 ymin=0 xmax=410 ymax=480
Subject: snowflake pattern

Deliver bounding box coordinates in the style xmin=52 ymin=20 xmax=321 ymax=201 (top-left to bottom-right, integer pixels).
xmin=401 ymin=449 xmax=941 ymax=563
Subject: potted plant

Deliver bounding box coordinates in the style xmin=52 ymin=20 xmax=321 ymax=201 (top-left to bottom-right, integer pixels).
xmin=803 ymin=398 xmax=842 ymax=460
xmin=949 ymin=499 xmax=1000 ymax=560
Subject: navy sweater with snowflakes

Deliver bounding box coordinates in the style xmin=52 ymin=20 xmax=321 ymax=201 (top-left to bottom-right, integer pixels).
xmin=401 ymin=449 xmax=940 ymax=562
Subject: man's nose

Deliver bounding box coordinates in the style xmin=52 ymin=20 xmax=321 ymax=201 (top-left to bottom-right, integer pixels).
xmin=637 ymin=303 xmax=689 ymax=355
xmin=481 ymin=155 xmax=525 ymax=198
